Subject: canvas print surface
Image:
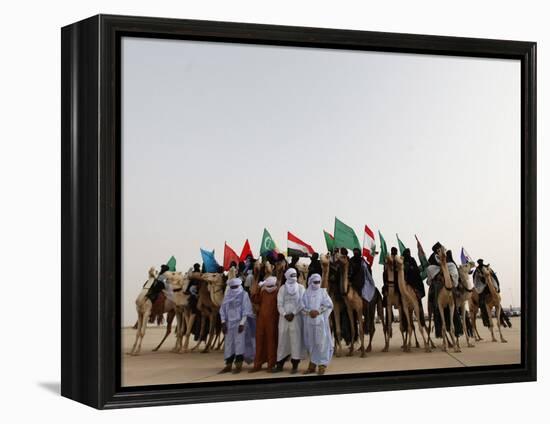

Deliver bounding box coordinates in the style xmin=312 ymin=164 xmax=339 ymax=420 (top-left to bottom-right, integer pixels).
xmin=121 ymin=37 xmax=521 ymax=387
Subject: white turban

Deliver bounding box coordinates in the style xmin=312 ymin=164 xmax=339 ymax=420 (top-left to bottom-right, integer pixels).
xmin=284 ymin=268 xmax=298 ymax=295
xmin=259 ymin=276 xmax=277 ymax=293
xmin=307 ymin=273 xmax=322 ymax=290
xmin=223 ymin=277 xmax=243 ymax=303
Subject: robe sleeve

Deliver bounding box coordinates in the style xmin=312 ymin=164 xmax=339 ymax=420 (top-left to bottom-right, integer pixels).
xmin=219 ymin=303 xmax=227 ymax=324
xmin=240 ymin=292 xmax=254 ymax=325
xmin=277 ymin=287 xmax=286 ymax=316
xmin=251 ymin=291 xmax=262 ymax=306
xmin=319 ymin=289 xmax=333 ymax=314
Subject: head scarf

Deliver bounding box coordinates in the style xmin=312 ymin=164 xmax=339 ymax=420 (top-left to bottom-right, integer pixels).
xmin=223 ymin=277 xmax=243 ymax=303
xmin=259 ymin=276 xmax=278 ymax=293
xmin=284 ymin=268 xmax=298 ymax=295
xmin=307 ymin=273 xmax=322 ymax=291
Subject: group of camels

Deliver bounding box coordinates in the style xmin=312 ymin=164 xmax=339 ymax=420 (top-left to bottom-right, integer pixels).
xmin=129 ymin=245 xmax=507 ymax=358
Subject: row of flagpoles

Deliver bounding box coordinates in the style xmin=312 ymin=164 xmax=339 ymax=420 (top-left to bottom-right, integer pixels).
xmin=163 ymin=217 xmax=476 ymax=274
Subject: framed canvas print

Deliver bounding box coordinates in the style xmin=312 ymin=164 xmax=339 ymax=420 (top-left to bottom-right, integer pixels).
xmin=61 ymin=14 xmax=536 ymax=409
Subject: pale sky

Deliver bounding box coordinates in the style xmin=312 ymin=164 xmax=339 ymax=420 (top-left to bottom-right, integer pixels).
xmin=121 ymin=37 xmax=520 ymax=326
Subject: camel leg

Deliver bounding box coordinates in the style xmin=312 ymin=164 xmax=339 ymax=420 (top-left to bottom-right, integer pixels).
xmin=438 ymin=303 xmax=448 ymax=352
xmin=216 ymin=333 xmax=225 ymax=350
xmin=130 ymin=312 xmax=143 ymax=355
xmin=413 ymin=303 xmax=430 ymax=352
xmin=398 ymin=305 xmax=406 ymax=349
xmin=155 ymin=310 xmax=175 ymax=352
xmin=333 ymin=302 xmax=343 ymax=357
xmin=134 ymin=310 xmax=150 ymax=355
xmin=182 ymin=313 xmax=197 ymax=352
xmin=412 ymin=323 xmax=420 ymax=348
xmin=426 ymin=305 xmax=436 ymax=349
xmin=202 ymin=313 xmax=217 ymax=353
xmin=358 ymin=308 xmax=366 ymax=358
xmin=473 ymin=309 xmax=483 ymax=341
xmin=448 ymin=302 xmax=460 ymax=352
xmin=486 ymin=304 xmax=497 ymax=342
xmin=462 ymin=304 xmax=474 ymax=347
xmin=383 ymin=302 xmax=392 ymax=352
xmin=495 ymin=304 xmax=507 ymax=343
xmin=346 ymin=306 xmax=356 ymax=356
xmin=405 ymin=309 xmax=413 ymax=353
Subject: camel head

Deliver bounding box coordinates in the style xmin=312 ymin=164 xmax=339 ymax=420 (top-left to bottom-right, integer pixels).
xmin=264 ymin=260 xmax=274 ymax=277
xmin=274 ymin=260 xmax=287 ymax=275
xmin=296 ymin=261 xmax=308 ymax=285
xmin=334 ymin=249 xmax=349 ymax=265
xmin=438 ymin=245 xmax=447 ymax=264
xmin=165 ymin=271 xmax=186 ymax=292
xmin=482 ymin=265 xmax=493 ymax=277
xmin=320 ymin=253 xmax=330 ymax=271
xmin=148 ymin=266 xmax=157 ymax=279
xmin=385 ymin=254 xmax=394 ymax=267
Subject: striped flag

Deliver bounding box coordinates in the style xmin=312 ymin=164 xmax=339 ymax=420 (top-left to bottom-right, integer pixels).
xmin=461 ymin=247 xmax=473 ymax=264
xmin=287 ymin=231 xmax=315 ymax=257
xmin=362 ymin=225 xmax=376 ymax=266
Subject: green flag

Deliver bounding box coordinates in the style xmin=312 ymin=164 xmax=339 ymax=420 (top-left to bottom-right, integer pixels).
xmin=378 ymin=231 xmax=388 ymax=265
xmin=333 ymin=217 xmax=361 ymax=250
xmin=323 ymin=230 xmax=335 ymax=252
xmin=396 ymin=234 xmax=407 ymax=255
xmin=260 ymin=228 xmax=278 ymax=256
xmin=166 ymin=255 xmax=176 ymax=272
xmin=415 ymin=235 xmax=429 ymax=280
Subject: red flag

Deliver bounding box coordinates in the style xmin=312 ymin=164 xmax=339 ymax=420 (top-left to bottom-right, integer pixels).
xmin=362 ymin=225 xmax=376 ymax=266
xmin=223 ymin=242 xmax=240 ymax=271
xmin=239 ymin=239 xmax=253 ymax=262
xmin=287 ymin=231 xmax=315 ymax=257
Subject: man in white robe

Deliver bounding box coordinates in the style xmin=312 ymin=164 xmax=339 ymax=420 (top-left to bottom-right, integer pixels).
xmin=274 ymin=268 xmax=306 ymax=374
xmin=301 ymin=273 xmax=334 ymax=375
xmin=219 ymin=278 xmax=256 ymax=374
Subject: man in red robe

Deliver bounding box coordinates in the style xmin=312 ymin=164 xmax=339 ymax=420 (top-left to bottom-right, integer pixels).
xmin=250 ymin=276 xmax=279 ymax=372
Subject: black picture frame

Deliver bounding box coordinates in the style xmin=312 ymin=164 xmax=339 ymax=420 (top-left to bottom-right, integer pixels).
xmin=61 ymin=14 xmax=537 ymax=409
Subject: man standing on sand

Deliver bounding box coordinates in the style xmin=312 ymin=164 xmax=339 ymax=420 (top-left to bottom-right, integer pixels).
xmin=250 ymin=276 xmax=279 ymax=373
xmin=219 ymin=278 xmax=256 ymax=374
xmin=301 ymin=273 xmax=333 ymax=375
xmin=274 ymin=268 xmax=306 ymax=374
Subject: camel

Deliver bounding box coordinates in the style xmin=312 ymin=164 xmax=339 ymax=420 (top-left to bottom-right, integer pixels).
xmin=274 ymin=259 xmax=287 ymax=288
xmin=455 ymin=261 xmax=476 ymax=348
xmin=296 ymin=261 xmax=308 ymax=286
xmin=335 ymin=251 xmax=367 ymax=357
xmin=190 ymin=271 xmax=226 ymax=353
xmin=168 ymin=271 xmax=199 ymax=353
xmin=481 ymin=266 xmax=508 ymax=343
xmin=435 ymin=246 xmax=460 ymax=352
xmin=362 ymin=282 xmax=385 ymax=353
xmin=382 ymin=255 xmax=406 ymax=352
xmin=394 ymin=256 xmax=431 ymax=352
xmin=129 ymin=267 xmax=177 ymax=355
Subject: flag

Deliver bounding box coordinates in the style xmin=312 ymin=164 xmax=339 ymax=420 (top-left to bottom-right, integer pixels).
xmin=362 ymin=225 xmax=376 ymax=266
xmin=324 ymin=230 xmax=335 ymax=252
xmin=333 ymin=217 xmax=361 ymax=250
xmin=287 ymin=231 xmax=315 ymax=257
xmin=378 ymin=231 xmax=388 ymax=265
xmin=259 ymin=228 xmax=278 ymax=257
xmin=415 ymin=235 xmax=429 ymax=280
xmin=239 ymin=239 xmax=253 ymax=262
xmin=166 ymin=256 xmax=176 ymax=272
xmin=223 ymin=243 xmax=240 ymax=271
xmin=396 ymin=234 xmax=407 ymax=255
xmin=200 ymin=248 xmax=220 ymax=273
xmin=461 ymin=247 xmax=473 ymax=265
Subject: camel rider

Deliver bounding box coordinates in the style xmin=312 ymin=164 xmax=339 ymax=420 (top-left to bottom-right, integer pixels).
xmin=307 ymin=252 xmax=322 ymax=280
xmin=428 ymin=242 xmax=442 ymax=266
xmin=157 ymin=264 xmax=175 ymax=302
xmin=242 ymin=255 xmax=255 ymax=292
xmin=289 ymin=255 xmax=299 ymax=271
xmin=349 ymin=248 xmax=365 ymax=293
xmin=184 ymin=263 xmax=201 ymax=312
xmin=219 ymin=278 xmax=256 ymax=374
xmin=403 ymin=248 xmax=425 ymax=299
xmin=473 ymin=259 xmax=500 ymax=294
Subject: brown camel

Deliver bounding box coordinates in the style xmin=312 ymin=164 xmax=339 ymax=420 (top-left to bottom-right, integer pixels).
xmin=274 ymin=259 xmax=287 ymax=287
xmin=482 ymin=266 xmax=508 ymax=343
xmin=362 ymin=284 xmax=385 ymax=353
xmin=436 ymin=246 xmax=460 ymax=352
xmin=394 ymin=256 xmax=431 ymax=352
xmin=382 ymin=255 xmax=405 ymax=352
xmin=169 ymin=271 xmax=199 ymax=353
xmin=456 ymin=261 xmax=476 ymax=348
xmin=335 ymin=251 xmax=366 ymax=357
xmin=129 ymin=267 xmax=177 ymax=355
xmin=190 ymin=271 xmax=226 ymax=353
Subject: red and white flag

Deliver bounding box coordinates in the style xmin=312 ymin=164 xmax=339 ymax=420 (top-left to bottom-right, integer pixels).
xmin=287 ymin=231 xmax=315 ymax=257
xmin=363 ymin=225 xmax=376 ymax=266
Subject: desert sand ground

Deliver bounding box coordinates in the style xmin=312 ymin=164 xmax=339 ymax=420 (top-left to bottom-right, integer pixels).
xmin=122 ymin=317 xmax=521 ymax=387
